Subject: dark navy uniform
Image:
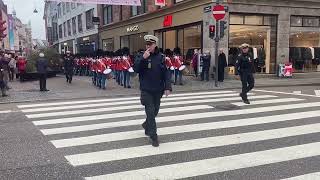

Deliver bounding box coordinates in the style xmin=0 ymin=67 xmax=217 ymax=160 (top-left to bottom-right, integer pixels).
xmin=134 ymin=48 xmax=172 ymax=146
xmin=64 ymin=55 xmax=75 ymax=84
xmin=236 ymin=52 xmax=255 ymax=103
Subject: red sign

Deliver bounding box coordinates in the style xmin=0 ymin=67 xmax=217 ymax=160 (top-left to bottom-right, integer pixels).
xmin=163 ymin=15 xmax=173 ymax=27
xmin=212 ymin=5 xmax=226 ymax=20
xmin=155 ymin=0 xmax=165 ymax=6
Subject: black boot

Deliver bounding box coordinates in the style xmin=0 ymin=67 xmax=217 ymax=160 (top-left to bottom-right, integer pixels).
xmin=142 ymin=121 xmax=149 ymax=136
xmin=151 ymin=135 xmax=159 ymax=147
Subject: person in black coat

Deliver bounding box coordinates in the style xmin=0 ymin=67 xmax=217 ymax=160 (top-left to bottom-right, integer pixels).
xmin=218 ymin=49 xmax=227 ymax=83
xmin=64 ymin=51 xmax=75 ymax=84
xmin=133 ymin=35 xmax=172 ymax=147
xmin=236 ymin=43 xmax=255 ymax=104
xmin=201 ymin=50 xmax=211 ymax=81
xmin=36 ymin=53 xmax=49 ymax=91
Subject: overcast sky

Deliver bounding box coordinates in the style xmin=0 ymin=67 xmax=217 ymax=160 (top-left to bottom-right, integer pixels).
xmin=3 ymin=0 xmax=45 ymax=40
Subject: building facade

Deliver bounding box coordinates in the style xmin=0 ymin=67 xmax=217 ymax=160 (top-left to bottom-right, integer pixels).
xmin=99 ymin=0 xmax=320 ymax=74
xmin=44 ymin=1 xmax=99 ymax=55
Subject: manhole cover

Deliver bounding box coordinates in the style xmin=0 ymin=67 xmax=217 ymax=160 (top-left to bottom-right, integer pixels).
xmin=214 ymin=104 xmax=241 ymax=110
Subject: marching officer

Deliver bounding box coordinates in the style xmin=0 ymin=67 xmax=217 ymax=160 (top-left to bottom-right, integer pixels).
xmin=236 ymin=43 xmax=255 ymax=104
xmin=64 ymin=51 xmax=75 ymax=84
xmin=134 ymin=35 xmax=172 ymax=147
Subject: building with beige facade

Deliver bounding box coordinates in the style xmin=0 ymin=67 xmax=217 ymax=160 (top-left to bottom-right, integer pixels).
xmin=99 ymin=0 xmax=320 ymax=74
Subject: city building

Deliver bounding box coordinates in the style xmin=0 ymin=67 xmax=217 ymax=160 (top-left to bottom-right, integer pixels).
xmin=44 ymin=1 xmax=99 ymax=54
xmin=99 ymin=0 xmax=320 ymax=74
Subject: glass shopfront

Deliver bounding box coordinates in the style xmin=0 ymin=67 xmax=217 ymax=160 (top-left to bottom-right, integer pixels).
xmin=289 ymin=16 xmax=320 ymax=72
xmin=120 ymin=32 xmax=147 ymax=54
xmin=229 ymin=14 xmax=277 ymax=74
xmin=155 ymin=22 xmax=202 ymax=64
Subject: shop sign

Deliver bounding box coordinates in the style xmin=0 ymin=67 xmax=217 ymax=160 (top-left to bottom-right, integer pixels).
xmin=126 ymin=25 xmax=139 ymax=32
xmin=83 ymin=37 xmax=90 ymax=41
xmin=155 ymin=0 xmax=165 ymax=6
xmin=163 ymin=15 xmax=173 ymax=27
xmin=46 ymin=0 xmax=141 ymax=6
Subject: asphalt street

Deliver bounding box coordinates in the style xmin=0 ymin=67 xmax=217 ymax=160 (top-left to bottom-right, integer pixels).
xmin=1 ymin=88 xmax=320 ymax=179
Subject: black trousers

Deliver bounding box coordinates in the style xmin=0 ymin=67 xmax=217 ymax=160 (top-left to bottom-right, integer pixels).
xmin=201 ymin=69 xmax=209 ymax=81
xmin=141 ymin=91 xmax=163 ymax=137
xmin=39 ymin=73 xmax=47 ymax=91
xmin=66 ymin=71 xmax=73 ymax=83
xmin=9 ymin=68 xmax=14 ymax=81
xmin=240 ymin=73 xmax=255 ymax=100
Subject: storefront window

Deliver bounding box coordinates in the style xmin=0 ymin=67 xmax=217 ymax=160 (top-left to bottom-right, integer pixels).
xmin=291 ymin=16 xmax=320 ymax=27
xmin=183 ymin=25 xmax=201 ymax=62
xmin=103 ymin=38 xmax=114 ymax=51
xmin=120 ymin=32 xmax=147 ymax=54
xmin=245 ymin=15 xmax=263 ymax=25
xmin=164 ymin=30 xmax=176 ymax=50
xmin=230 ymin=15 xmax=244 ymax=25
xmin=289 ymin=31 xmax=320 ymax=72
xmin=229 ymin=14 xmax=277 ymax=74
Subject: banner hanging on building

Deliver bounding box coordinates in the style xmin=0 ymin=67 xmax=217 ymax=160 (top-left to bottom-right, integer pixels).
xmin=155 ymin=0 xmax=165 ymax=6
xmin=46 ymin=0 xmax=141 ymax=6
xmin=8 ymin=15 xmax=14 ymax=51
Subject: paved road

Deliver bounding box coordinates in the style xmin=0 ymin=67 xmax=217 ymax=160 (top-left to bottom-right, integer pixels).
xmin=1 ymin=89 xmax=320 ymax=179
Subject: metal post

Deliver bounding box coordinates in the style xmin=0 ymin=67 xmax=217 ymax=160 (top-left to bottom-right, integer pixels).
xmin=214 ymin=0 xmax=220 ymax=87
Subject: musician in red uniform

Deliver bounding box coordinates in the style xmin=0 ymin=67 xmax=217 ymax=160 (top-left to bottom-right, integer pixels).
xmin=173 ymin=47 xmax=184 ymax=85
xmin=164 ymin=49 xmax=174 ymax=83
xmin=122 ymin=54 xmax=133 ymax=88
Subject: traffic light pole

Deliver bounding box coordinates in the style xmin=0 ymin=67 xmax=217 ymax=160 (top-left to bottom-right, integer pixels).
xmin=214 ymin=0 xmax=220 ymax=87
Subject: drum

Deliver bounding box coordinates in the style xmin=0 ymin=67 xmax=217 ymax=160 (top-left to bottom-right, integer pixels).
xmin=103 ymin=68 xmax=112 ymax=75
xmin=179 ymin=65 xmax=186 ymax=71
xmin=170 ymin=66 xmax=175 ymax=71
xmin=128 ymin=67 xmax=134 ymax=73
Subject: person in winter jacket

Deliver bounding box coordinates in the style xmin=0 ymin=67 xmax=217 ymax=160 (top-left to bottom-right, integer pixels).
xmin=17 ymin=56 xmax=27 ymax=82
xmin=36 ymin=53 xmax=49 ymax=91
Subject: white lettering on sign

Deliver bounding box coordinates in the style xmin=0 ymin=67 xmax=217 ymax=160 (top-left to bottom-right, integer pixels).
xmin=126 ymin=25 xmax=139 ymax=33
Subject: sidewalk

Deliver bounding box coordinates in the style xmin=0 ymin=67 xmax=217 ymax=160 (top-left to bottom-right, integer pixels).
xmin=0 ymin=72 xmax=319 ymax=104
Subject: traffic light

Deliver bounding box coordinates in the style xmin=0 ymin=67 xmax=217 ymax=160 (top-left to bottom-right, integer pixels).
xmin=220 ymin=21 xmax=227 ymax=39
xmin=0 ymin=20 xmax=7 ymax=41
xmin=209 ymin=25 xmax=215 ymax=39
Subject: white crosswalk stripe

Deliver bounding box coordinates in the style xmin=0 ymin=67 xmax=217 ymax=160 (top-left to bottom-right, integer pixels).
xmin=282 ymin=172 xmax=320 ymax=180
xmin=17 ymin=90 xmax=320 ymax=180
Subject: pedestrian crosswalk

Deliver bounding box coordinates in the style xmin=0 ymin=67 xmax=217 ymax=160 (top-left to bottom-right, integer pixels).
xmin=17 ymin=90 xmax=320 ymax=180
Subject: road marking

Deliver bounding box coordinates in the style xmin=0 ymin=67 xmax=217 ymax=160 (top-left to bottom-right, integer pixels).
xmin=84 ymin=142 xmax=320 ymax=180
xmin=254 ymin=89 xmax=320 ymax=97
xmin=51 ymin=110 xmax=320 ymax=147
xmin=18 ymin=91 xmax=235 ymax=109
xmin=23 ymin=92 xmax=244 ymax=113
xmin=34 ymin=101 xmax=320 ymax=126
xmin=0 ymin=110 xmax=12 ymax=114
xmin=66 ymin=123 xmax=320 ymax=166
xmin=26 ymin=93 xmax=261 ymax=118
xmin=232 ymin=98 xmax=304 ymax=106
xmin=282 ymin=172 xmax=320 ymax=180
xmin=293 ymin=91 xmax=302 ymax=94
xmin=315 ymin=90 xmax=320 ymax=96
xmin=31 ymin=95 xmax=273 ymax=125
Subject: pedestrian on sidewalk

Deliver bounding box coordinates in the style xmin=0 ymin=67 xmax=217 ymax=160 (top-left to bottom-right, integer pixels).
xmin=64 ymin=51 xmax=75 ymax=84
xmin=8 ymin=54 xmax=16 ymax=81
xmin=236 ymin=43 xmax=255 ymax=104
xmin=134 ymin=35 xmax=172 ymax=147
xmin=201 ymin=50 xmax=211 ymax=81
xmin=0 ymin=52 xmax=8 ymax=97
xmin=36 ymin=53 xmax=49 ymax=92
xmin=17 ymin=56 xmax=27 ymax=82
xmin=218 ymin=48 xmax=227 ymax=85
xmin=192 ymin=49 xmax=199 ymax=77
xmin=2 ymin=54 xmax=10 ymax=90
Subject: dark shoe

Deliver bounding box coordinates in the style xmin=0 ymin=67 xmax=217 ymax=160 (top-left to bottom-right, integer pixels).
xmin=243 ymin=99 xmax=250 ymax=104
xmin=2 ymin=94 xmax=8 ymax=97
xmin=142 ymin=122 xmax=149 ymax=136
xmin=180 ymin=83 xmax=183 ymax=85
xmin=151 ymin=135 xmax=159 ymax=147
xmin=44 ymin=89 xmax=50 ymax=92
xmin=127 ymin=86 xmax=131 ymax=89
